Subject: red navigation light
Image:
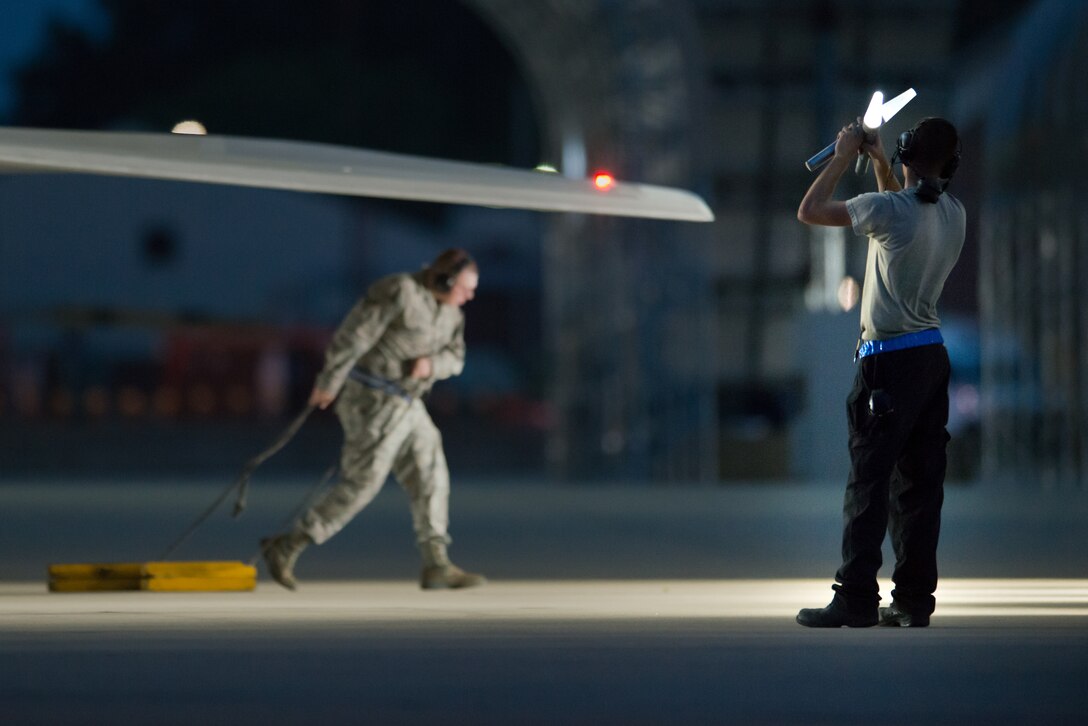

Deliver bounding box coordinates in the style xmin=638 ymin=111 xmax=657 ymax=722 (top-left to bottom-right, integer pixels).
xmin=593 ymin=171 xmax=615 ymax=191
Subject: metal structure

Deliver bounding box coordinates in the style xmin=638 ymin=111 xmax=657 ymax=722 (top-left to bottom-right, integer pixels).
xmin=979 ymin=0 xmax=1088 ymax=488
xmin=467 ymin=0 xmax=719 ymax=481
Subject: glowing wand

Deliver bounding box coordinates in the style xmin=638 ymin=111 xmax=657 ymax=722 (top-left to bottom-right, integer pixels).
xmin=804 ymin=88 xmax=917 ymax=172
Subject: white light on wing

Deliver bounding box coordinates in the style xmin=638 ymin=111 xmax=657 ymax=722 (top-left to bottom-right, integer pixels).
xmin=881 ymin=88 xmax=917 ymax=123
xmin=171 ymin=120 xmax=207 ymax=135
xmin=862 ymin=92 xmax=884 ymax=130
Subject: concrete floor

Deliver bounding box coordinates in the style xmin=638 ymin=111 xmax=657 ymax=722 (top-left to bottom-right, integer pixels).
xmin=3 ymin=477 xmax=1088 ymax=723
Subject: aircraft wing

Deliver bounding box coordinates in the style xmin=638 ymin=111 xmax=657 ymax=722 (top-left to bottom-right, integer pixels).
xmin=0 ymin=127 xmax=713 ymax=222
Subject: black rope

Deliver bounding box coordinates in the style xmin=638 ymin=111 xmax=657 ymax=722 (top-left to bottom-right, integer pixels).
xmin=231 ymin=404 xmax=317 ymax=517
xmin=157 ymin=404 xmax=316 ymax=560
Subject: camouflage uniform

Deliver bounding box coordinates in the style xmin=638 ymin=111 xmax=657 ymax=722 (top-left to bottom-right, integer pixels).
xmin=298 ymin=271 xmax=465 ymax=550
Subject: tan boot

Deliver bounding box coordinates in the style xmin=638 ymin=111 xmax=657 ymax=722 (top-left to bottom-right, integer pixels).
xmin=260 ymin=530 xmax=311 ymax=591
xmin=419 ymin=540 xmax=486 ymax=590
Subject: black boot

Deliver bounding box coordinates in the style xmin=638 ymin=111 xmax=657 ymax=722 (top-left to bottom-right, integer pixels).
xmin=260 ymin=530 xmax=311 ymax=591
xmin=878 ymin=601 xmax=930 ymax=627
xmin=797 ymin=596 xmax=877 ymax=628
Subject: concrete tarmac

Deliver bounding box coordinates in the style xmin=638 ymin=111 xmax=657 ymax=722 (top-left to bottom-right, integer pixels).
xmin=3 ymin=477 xmax=1088 ymax=724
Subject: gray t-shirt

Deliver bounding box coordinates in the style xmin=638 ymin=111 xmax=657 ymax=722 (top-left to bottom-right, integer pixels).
xmin=845 ymin=189 xmax=966 ymax=341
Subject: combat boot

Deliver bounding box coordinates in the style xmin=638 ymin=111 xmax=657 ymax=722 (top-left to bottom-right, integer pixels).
xmin=260 ymin=530 xmax=311 ymax=591
xmin=878 ymin=601 xmax=930 ymax=627
xmin=419 ymin=540 xmax=486 ymax=590
xmin=796 ymin=595 xmax=878 ymax=628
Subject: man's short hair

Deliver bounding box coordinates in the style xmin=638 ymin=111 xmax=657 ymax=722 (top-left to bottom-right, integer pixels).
xmin=904 ymin=118 xmax=959 ymax=176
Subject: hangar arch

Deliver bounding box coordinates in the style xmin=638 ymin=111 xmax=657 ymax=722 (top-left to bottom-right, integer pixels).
xmin=464 ymin=0 xmax=717 ymax=480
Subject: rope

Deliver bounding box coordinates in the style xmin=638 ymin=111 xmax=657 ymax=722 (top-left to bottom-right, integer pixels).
xmin=157 ymin=404 xmax=316 ymax=560
xmin=231 ymin=404 xmax=317 ymax=517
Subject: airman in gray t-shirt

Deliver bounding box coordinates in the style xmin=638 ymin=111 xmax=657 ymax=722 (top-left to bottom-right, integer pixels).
xmin=795 ymin=116 xmax=966 ymax=628
xmin=846 ymin=189 xmax=966 ymax=340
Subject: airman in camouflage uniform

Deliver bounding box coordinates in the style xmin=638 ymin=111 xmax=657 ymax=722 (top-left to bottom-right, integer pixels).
xmin=261 ymin=249 xmax=485 ymax=590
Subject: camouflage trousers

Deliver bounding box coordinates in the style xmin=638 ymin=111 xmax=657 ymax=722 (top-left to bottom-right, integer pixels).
xmin=298 ymin=381 xmax=450 ymax=547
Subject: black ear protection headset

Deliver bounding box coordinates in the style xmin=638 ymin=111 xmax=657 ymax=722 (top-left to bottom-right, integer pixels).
xmin=892 ymin=119 xmax=961 ymax=203
xmin=433 ymin=253 xmax=474 ymax=293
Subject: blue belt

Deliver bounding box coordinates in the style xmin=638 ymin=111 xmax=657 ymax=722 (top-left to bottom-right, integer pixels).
xmin=348 ymin=368 xmax=413 ymax=402
xmin=856 ymin=328 xmax=943 ymax=360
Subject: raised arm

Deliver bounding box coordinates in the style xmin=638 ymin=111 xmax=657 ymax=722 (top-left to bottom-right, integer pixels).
xmin=863 ymin=130 xmax=902 ymax=193
xmin=797 ymin=122 xmax=863 ymax=228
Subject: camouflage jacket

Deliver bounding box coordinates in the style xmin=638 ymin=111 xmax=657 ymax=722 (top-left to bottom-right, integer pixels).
xmin=315 ymin=272 xmax=465 ymax=398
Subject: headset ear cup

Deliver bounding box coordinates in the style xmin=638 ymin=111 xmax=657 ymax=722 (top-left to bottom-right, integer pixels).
xmin=896 ymin=130 xmax=914 ymax=164
xmin=430 ymin=250 xmax=475 ymax=294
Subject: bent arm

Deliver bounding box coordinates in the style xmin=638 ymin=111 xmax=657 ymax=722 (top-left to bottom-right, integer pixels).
xmin=798 ymin=121 xmax=864 ymax=227
xmin=797 ymin=152 xmax=853 ymax=227
xmin=863 ymin=132 xmax=902 ymax=193
xmin=871 ymin=158 xmax=902 ymax=193
xmin=429 ymin=319 xmax=466 ymax=380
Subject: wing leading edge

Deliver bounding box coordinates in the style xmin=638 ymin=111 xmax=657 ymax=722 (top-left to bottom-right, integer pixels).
xmin=0 ymin=127 xmax=714 ymax=222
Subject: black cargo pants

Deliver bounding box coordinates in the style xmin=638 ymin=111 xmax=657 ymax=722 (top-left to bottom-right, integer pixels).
xmin=833 ymin=343 xmax=951 ymax=616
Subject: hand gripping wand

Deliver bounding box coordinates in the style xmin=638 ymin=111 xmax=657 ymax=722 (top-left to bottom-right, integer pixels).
xmin=804 ymin=88 xmax=917 ymax=172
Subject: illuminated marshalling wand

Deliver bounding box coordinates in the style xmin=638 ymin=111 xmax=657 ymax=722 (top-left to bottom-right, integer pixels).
xmin=0 ymin=127 xmax=713 ymax=222
xmin=804 ymin=88 xmax=917 ymax=172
